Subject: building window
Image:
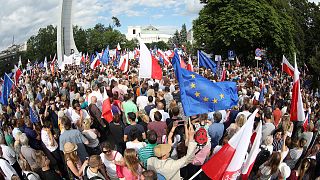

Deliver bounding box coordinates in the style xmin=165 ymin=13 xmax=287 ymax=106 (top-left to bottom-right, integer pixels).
xmin=133 ymin=29 xmax=136 ymax=34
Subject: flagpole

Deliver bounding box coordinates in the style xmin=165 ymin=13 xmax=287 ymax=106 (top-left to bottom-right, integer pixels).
xmin=189 ymin=169 xmax=203 ymax=180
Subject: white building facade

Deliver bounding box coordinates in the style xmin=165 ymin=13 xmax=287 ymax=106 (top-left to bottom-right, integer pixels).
xmin=126 ymin=25 xmax=172 ymax=43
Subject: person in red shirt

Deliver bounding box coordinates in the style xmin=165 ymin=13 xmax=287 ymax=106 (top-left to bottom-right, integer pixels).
xmin=273 ymin=104 xmax=282 ymax=128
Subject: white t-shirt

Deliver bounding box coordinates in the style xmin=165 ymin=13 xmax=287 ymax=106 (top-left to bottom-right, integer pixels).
xmin=41 ymin=129 xmax=58 ymax=152
xmin=100 ymin=151 xmax=123 ymax=179
xmin=136 ymin=96 xmax=148 ymax=111
xmin=0 ymin=158 xmax=17 ymax=180
xmin=126 ymin=141 xmax=146 ymax=152
xmin=70 ymin=109 xmax=89 ymax=124
xmin=149 ymin=109 xmax=170 ymax=122
xmin=0 ymin=145 xmax=16 ymax=165
xmin=22 ymin=171 xmax=41 ymax=180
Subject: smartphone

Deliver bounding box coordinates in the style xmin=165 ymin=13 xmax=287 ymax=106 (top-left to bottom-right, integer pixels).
xmin=176 ymin=120 xmax=185 ymax=126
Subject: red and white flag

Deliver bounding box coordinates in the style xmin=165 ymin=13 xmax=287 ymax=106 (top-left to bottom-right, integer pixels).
xmin=220 ymin=67 xmax=226 ymax=81
xmin=157 ymin=49 xmax=170 ymax=65
xmin=236 ymin=56 xmax=240 ymax=67
xmin=290 ymin=56 xmax=305 ymax=122
xmin=241 ymin=121 xmax=262 ymax=180
xmin=119 ymin=54 xmax=129 ymax=73
xmin=102 ymin=87 xmax=113 ymax=123
xmin=138 ymin=38 xmax=163 ymax=80
xmin=282 ymin=55 xmax=294 ymax=77
xmin=201 ymin=109 xmax=258 ymax=180
xmin=303 ymin=113 xmax=309 ymax=132
xmin=187 ymin=55 xmax=193 ymax=72
xmin=13 ymin=65 xmax=22 ymax=86
xmin=179 ymin=55 xmax=187 ymax=69
xmin=116 ymin=43 xmax=121 ymax=51
xmin=90 ymin=56 xmax=101 ymax=70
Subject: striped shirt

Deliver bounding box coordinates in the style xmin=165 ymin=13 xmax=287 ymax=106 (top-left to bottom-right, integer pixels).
xmin=138 ymin=143 xmax=157 ymax=167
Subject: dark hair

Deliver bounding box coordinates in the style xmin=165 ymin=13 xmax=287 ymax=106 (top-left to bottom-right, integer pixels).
xmin=147 ymin=130 xmax=157 ymax=144
xmin=148 ymin=96 xmax=153 ymax=103
xmin=141 ymin=170 xmax=157 ymax=180
xmin=264 ymin=112 xmax=272 ymax=119
xmin=127 ymin=112 xmax=136 ymax=122
xmin=43 ymin=120 xmax=51 ymax=129
xmin=113 ymin=114 xmax=120 ymax=123
xmin=128 ymin=127 xmax=142 ymax=141
xmin=154 ymin=111 xmax=162 ymax=121
xmin=172 ymin=107 xmax=179 ymax=116
xmin=101 ymin=141 xmax=114 ymax=151
xmin=62 ymin=117 xmax=72 ymax=130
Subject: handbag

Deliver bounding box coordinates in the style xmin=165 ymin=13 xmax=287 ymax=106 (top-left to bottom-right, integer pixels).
xmin=114 ymin=152 xmax=124 ymax=178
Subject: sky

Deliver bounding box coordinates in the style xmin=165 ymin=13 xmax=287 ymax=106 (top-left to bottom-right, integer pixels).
xmin=0 ymin=0 xmax=319 ymax=51
xmin=0 ymin=0 xmax=203 ymax=51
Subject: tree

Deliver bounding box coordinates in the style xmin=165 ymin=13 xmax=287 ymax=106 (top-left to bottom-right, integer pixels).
xmin=112 ymin=16 xmax=121 ymax=28
xmin=73 ymin=26 xmax=88 ymax=53
xmin=180 ymin=24 xmax=188 ymax=45
xmin=193 ymin=0 xmax=296 ymax=62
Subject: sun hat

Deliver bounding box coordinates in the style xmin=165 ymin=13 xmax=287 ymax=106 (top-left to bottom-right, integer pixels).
xmin=278 ymin=162 xmax=291 ymax=179
xmin=63 ymin=142 xmax=78 ymax=154
xmin=154 ymin=144 xmax=172 ymax=158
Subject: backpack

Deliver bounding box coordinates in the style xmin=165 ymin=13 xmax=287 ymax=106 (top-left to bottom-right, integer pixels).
xmin=83 ymin=166 xmax=104 ymax=180
xmin=22 ymin=172 xmax=33 ymax=180
xmin=194 ymin=126 xmax=208 ymax=146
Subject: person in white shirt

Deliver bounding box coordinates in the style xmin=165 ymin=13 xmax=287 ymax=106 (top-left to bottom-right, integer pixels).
xmin=18 ymin=158 xmax=40 ymax=180
xmin=149 ymin=102 xmax=169 ymax=122
xmin=0 ymin=146 xmax=18 ymax=180
xmin=0 ymin=136 xmax=21 ymax=179
xmin=100 ymin=142 xmax=124 ymax=180
xmin=87 ymin=86 xmax=103 ymax=110
xmin=136 ymin=95 xmax=149 ymax=111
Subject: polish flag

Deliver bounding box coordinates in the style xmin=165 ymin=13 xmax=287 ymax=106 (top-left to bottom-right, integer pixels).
xmin=220 ymin=67 xmax=226 ymax=81
xmin=241 ymin=121 xmax=262 ymax=180
xmin=102 ymin=87 xmax=113 ymax=123
xmin=116 ymin=43 xmax=121 ymax=51
xmin=90 ymin=56 xmax=101 ymax=70
xmin=138 ymin=38 xmax=163 ymax=80
xmin=134 ymin=48 xmax=140 ymax=59
xmin=179 ymin=55 xmax=187 ymax=69
xmin=119 ymin=54 xmax=129 ymax=73
xmin=282 ymin=55 xmax=294 ymax=77
xmin=201 ymin=109 xmax=258 ymax=179
xmin=290 ymin=55 xmax=305 ymax=122
xmin=81 ymin=53 xmax=85 ymax=63
xmin=187 ymin=55 xmax=193 ymax=72
xmin=157 ymin=49 xmax=170 ymax=65
xmin=13 ymin=65 xmax=22 ymax=86
xmin=236 ymin=56 xmax=240 ymax=67
xmin=303 ymin=113 xmax=309 ymax=132
xmin=165 ymin=50 xmax=174 ymax=59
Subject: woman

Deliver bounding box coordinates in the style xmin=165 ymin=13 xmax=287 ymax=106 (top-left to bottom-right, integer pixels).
xmin=121 ymin=149 xmax=143 ymax=179
xmin=63 ymin=142 xmax=88 ymax=179
xmin=18 ymin=158 xmax=41 ymax=180
xmin=256 ymin=152 xmax=282 ymax=180
xmin=226 ymin=114 xmax=246 ymax=137
xmin=289 ymin=158 xmax=316 ymax=180
xmin=37 ymin=152 xmax=61 ymax=180
xmin=100 ymin=142 xmax=124 ymax=180
xmin=82 ymin=118 xmax=101 ymax=155
xmin=109 ymin=114 xmax=125 ymax=154
xmin=70 ymin=101 xmax=90 ymax=129
xmin=126 ymin=127 xmax=146 ymax=152
xmin=285 ymin=138 xmax=306 ymax=169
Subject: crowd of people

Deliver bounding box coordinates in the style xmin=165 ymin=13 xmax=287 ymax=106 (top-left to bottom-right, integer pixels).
xmin=0 ymin=58 xmax=319 ymax=180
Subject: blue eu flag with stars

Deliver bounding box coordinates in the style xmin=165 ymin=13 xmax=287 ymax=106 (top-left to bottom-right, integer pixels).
xmin=198 ymin=50 xmax=217 ymax=73
xmin=172 ymin=51 xmax=238 ymax=116
xmin=30 ymin=107 xmax=39 ymax=123
xmin=0 ymin=73 xmax=14 ymax=106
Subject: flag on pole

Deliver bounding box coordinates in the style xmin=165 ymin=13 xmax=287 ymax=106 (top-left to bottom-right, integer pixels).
xmin=18 ymin=56 xmax=22 ymax=68
xmin=13 ymin=65 xmax=22 ymax=86
xmin=241 ymin=121 xmax=262 ymax=180
xmin=236 ymin=56 xmax=240 ymax=67
xmin=187 ymin=55 xmax=193 ymax=72
xmin=282 ymin=55 xmax=294 ymax=77
xmin=0 ymin=73 xmax=14 ymax=105
xmin=44 ymin=57 xmax=48 ymax=72
xmin=138 ymin=38 xmax=163 ymax=80
xmin=101 ymin=45 xmax=110 ymax=64
xmin=259 ymin=80 xmax=265 ymax=104
xmin=119 ymin=54 xmax=129 ymax=73
xmin=116 ymin=43 xmax=121 ymax=51
xmin=303 ymin=113 xmax=309 ymax=132
xmin=29 ymin=106 xmax=39 ymax=123
xmin=197 ymin=50 xmax=217 ymax=73
xmin=290 ymin=54 xmax=305 ymax=122
xmin=172 ymin=51 xmax=238 ymax=116
xmin=157 ymin=49 xmax=170 ymax=65
xmin=102 ymin=87 xmax=113 ymax=123
xmin=201 ymin=109 xmax=258 ymax=179
xmin=90 ymin=56 xmax=101 ymax=70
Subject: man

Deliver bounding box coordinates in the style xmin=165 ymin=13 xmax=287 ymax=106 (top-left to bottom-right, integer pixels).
xmin=147 ymin=112 xmax=167 ymax=143
xmin=144 ymin=96 xmax=156 ymax=116
xmin=273 ymin=104 xmax=282 ymax=127
xmin=147 ymin=125 xmax=197 ymax=180
xmin=138 ymin=130 xmax=158 ymax=167
xmin=208 ymin=111 xmax=224 ymax=149
xmin=0 ymin=146 xmax=19 ymax=180
xmin=83 ymin=155 xmax=106 ymax=179
xmin=19 ymin=133 xmax=40 ymax=171
xmin=122 ymin=93 xmax=138 ymax=125
xmin=0 ymin=135 xmax=22 ymax=179
xmin=262 ymin=112 xmax=275 ymax=142
xmin=136 ymin=94 xmax=149 ymax=111
xmin=88 ymin=85 xmax=103 ymax=109
xmin=149 ymin=102 xmax=169 ymax=122
xmin=124 ymin=112 xmax=146 ymax=142
xmin=236 ymin=103 xmax=252 ymax=119
xmin=166 ymin=107 xmax=182 ymax=126
xmin=59 ymin=116 xmax=89 ymax=162
xmin=88 ymin=96 xmax=107 ymax=129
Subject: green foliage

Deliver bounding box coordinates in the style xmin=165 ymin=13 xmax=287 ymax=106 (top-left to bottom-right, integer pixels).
xmin=180 ymin=24 xmax=188 ymax=45
xmin=145 ymin=41 xmax=169 ymax=50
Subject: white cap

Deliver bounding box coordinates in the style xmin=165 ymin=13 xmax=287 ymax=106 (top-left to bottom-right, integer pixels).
xmin=279 ymin=163 xmax=291 ymax=179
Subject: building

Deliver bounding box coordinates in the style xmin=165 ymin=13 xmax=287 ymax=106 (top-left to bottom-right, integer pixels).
xmin=0 ymin=42 xmax=27 ymax=63
xmin=57 ymin=0 xmax=79 ymax=64
xmin=126 ymin=25 xmax=173 ymax=43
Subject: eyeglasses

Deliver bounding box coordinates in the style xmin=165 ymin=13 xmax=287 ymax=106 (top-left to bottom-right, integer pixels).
xmin=103 ymin=150 xmax=111 ymax=154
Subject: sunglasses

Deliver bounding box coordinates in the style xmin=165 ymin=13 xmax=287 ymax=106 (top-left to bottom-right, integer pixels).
xmin=103 ymin=150 xmax=111 ymax=153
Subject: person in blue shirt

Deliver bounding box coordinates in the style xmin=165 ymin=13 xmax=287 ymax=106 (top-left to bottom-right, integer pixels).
xmin=208 ymin=111 xmax=224 ymax=149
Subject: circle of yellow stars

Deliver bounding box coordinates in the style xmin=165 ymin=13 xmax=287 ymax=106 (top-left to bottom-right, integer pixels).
xmin=189 ymin=74 xmax=224 ymax=104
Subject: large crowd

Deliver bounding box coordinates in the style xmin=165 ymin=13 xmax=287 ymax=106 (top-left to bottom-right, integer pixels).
xmin=0 ymin=58 xmax=319 ymax=180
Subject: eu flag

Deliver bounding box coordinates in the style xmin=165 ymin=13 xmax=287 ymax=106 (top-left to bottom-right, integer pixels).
xmin=0 ymin=73 xmax=14 ymax=106
xmin=101 ymin=45 xmax=109 ymax=64
xmin=198 ymin=50 xmax=217 ymax=73
xmin=29 ymin=107 xmax=39 ymax=123
xmin=173 ymin=51 xmax=238 ymax=116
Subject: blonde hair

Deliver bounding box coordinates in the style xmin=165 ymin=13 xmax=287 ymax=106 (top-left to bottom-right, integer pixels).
xmin=235 ymin=114 xmax=247 ymax=127
xmin=264 ymin=135 xmax=274 ymax=146
xmin=124 ymin=149 xmax=140 ymax=176
xmin=64 ymin=151 xmax=79 ymax=164
xmin=83 ymin=118 xmax=92 ymax=130
xmin=18 ymin=158 xmax=31 ymax=171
